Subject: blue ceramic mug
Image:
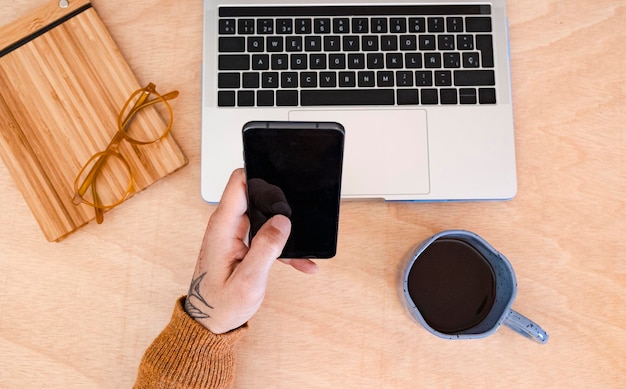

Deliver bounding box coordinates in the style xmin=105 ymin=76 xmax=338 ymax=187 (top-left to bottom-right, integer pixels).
xmin=402 ymin=230 xmax=548 ymax=344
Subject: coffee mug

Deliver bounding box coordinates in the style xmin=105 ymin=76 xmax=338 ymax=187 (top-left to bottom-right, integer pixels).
xmin=401 ymin=230 xmax=548 ymax=344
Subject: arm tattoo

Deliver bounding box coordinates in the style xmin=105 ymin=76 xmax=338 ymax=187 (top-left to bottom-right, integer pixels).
xmin=184 ymin=272 xmax=214 ymax=320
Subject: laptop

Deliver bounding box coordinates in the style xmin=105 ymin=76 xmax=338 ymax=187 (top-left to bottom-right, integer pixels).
xmin=200 ymin=0 xmax=517 ymax=202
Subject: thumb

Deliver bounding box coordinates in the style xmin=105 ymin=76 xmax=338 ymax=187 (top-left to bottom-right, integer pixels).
xmin=238 ymin=215 xmax=291 ymax=279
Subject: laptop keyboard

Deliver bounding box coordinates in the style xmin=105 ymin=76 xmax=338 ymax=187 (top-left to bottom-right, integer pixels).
xmin=217 ymin=5 xmax=497 ymax=107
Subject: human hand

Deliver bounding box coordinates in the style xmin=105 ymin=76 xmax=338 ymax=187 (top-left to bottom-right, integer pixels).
xmin=184 ymin=169 xmax=318 ymax=334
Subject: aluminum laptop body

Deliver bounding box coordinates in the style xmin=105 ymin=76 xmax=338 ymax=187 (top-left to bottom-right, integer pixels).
xmin=200 ymin=0 xmax=516 ymax=203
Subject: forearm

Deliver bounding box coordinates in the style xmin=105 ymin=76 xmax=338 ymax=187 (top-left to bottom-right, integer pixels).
xmin=134 ymin=296 xmax=247 ymax=389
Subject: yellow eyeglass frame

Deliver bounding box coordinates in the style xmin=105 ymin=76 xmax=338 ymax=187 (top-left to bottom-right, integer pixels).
xmin=72 ymin=83 xmax=179 ymax=224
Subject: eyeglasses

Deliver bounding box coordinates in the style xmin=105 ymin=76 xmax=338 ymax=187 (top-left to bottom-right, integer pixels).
xmin=73 ymin=83 xmax=179 ymax=224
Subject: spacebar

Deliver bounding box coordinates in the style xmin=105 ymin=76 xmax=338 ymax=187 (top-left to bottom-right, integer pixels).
xmin=301 ymin=89 xmax=395 ymax=106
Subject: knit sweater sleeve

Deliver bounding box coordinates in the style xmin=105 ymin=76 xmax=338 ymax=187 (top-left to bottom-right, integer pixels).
xmin=134 ymin=296 xmax=247 ymax=389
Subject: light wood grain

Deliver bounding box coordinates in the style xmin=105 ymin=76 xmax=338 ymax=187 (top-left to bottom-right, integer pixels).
xmin=0 ymin=0 xmax=90 ymax=50
xmin=0 ymin=1 xmax=187 ymax=241
xmin=0 ymin=0 xmax=624 ymax=388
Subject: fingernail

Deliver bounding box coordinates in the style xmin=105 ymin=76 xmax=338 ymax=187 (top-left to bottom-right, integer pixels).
xmin=270 ymin=214 xmax=291 ymax=235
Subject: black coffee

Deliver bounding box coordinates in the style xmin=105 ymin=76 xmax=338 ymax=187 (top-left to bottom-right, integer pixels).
xmin=407 ymin=238 xmax=496 ymax=334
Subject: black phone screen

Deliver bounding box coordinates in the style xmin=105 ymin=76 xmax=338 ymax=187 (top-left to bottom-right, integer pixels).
xmin=243 ymin=121 xmax=344 ymax=258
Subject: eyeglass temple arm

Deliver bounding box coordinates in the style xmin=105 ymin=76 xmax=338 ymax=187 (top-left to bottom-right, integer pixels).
xmin=72 ymin=130 xmax=127 ymax=204
xmin=91 ymin=179 xmax=105 ymax=224
xmin=119 ymin=88 xmax=178 ymax=131
xmin=161 ymin=90 xmax=179 ymax=100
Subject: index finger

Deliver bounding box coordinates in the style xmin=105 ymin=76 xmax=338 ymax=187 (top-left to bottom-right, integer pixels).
xmin=208 ymin=168 xmax=249 ymax=240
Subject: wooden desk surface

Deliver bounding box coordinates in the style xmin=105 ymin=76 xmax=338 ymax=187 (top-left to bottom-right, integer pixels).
xmin=0 ymin=1 xmax=624 ymax=387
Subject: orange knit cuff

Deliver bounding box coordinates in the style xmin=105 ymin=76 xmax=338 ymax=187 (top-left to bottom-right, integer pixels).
xmin=134 ymin=296 xmax=247 ymax=389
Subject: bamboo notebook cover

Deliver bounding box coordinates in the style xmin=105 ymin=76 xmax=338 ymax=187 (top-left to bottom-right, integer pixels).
xmin=0 ymin=0 xmax=188 ymax=241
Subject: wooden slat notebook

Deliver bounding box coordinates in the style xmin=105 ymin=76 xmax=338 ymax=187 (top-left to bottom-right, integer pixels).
xmin=0 ymin=0 xmax=188 ymax=241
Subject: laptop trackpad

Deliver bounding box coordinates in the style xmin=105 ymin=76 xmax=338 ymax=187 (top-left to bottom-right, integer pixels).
xmin=288 ymin=109 xmax=430 ymax=198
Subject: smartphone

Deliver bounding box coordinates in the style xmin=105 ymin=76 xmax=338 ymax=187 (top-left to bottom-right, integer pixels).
xmin=242 ymin=121 xmax=345 ymax=258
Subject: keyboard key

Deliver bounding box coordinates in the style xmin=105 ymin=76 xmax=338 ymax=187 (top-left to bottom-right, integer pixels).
xmin=377 ymin=71 xmax=394 ymax=87
xmin=397 ymin=89 xmax=419 ymax=105
xmin=310 ymin=54 xmax=327 ymax=69
xmin=257 ymin=90 xmax=274 ymax=106
xmin=300 ymin=72 xmax=318 ymax=87
xmin=219 ymin=55 xmax=249 ymax=70
xmin=238 ymin=90 xmax=255 ymax=106
xmin=324 ymin=36 xmax=341 ymax=51
xmin=271 ymin=54 xmax=289 ymax=70
xmin=252 ymin=54 xmax=269 ymax=70
xmin=276 ymin=19 xmax=293 ymax=34
xmin=362 ymin=36 xmax=379 ymax=51
xmin=358 ymin=71 xmax=376 ymax=87
xmin=444 ymin=53 xmax=461 ymax=68
xmin=419 ymin=35 xmax=436 ymax=50
xmin=277 ymin=90 xmax=298 ymax=106
xmin=463 ymin=52 xmax=480 ymax=68
xmin=446 ymin=17 xmax=464 ymax=32
xmin=291 ymin=54 xmax=308 ymax=69
xmin=454 ymin=70 xmax=495 ymax=86
xmin=266 ymin=37 xmax=283 ymax=52
xmin=400 ymin=35 xmax=417 ymax=51
xmin=320 ymin=72 xmax=337 ymax=87
xmin=371 ymin=18 xmax=387 ymax=33
xmin=428 ymin=17 xmax=445 ymax=32
xmin=367 ymin=53 xmax=384 ymax=69
xmin=421 ymin=89 xmax=438 ymax=104
xmin=286 ymin=36 xmax=303 ymax=51
xmin=390 ymin=18 xmax=407 ymax=33
xmin=334 ymin=18 xmax=350 ymax=33
xmin=218 ymin=73 xmax=240 ymax=88
xmin=219 ymin=37 xmax=245 ymax=52
xmin=301 ymin=89 xmax=395 ymax=106
xmin=438 ymin=35 xmax=455 ymax=50
xmin=405 ymin=53 xmax=422 ymax=68
xmin=329 ymin=54 xmax=346 ymax=69
xmin=424 ymin=53 xmax=442 ymax=68
xmin=242 ymin=73 xmax=259 ymax=88
xmin=396 ymin=71 xmax=414 ymax=86
xmin=219 ymin=19 xmax=236 ymax=34
xmin=348 ymin=53 xmax=366 ymax=69
xmin=459 ymin=88 xmax=477 ymax=104
xmin=352 ymin=18 xmax=369 ymax=33
xmin=314 ymin=18 xmax=331 ymax=34
xmin=218 ymin=91 xmax=235 ymax=106
xmin=415 ymin=71 xmax=433 ymax=86
xmin=479 ymin=88 xmax=497 ymax=104
xmin=262 ymin=72 xmax=279 ymax=88
xmin=435 ymin=70 xmax=452 ymax=86
xmin=257 ymin=19 xmax=274 ymax=34
xmin=247 ymin=37 xmax=264 ymax=52
xmin=238 ymin=19 xmax=254 ymax=34
xmin=295 ymin=18 xmax=312 ymax=34
xmin=343 ymin=36 xmax=360 ymax=51
xmin=409 ymin=17 xmax=426 ymax=33
xmin=281 ymin=72 xmax=298 ymax=88
xmin=386 ymin=53 xmax=404 ymax=68
xmin=457 ymin=35 xmax=474 ymax=50
xmin=381 ymin=36 xmax=398 ymax=51
xmin=440 ymin=88 xmax=458 ymax=104
xmin=339 ymin=71 xmax=356 ymax=87
xmin=476 ymin=35 xmax=494 ymax=67
xmin=305 ymin=36 xmax=322 ymax=51
xmin=466 ymin=17 xmax=492 ymax=32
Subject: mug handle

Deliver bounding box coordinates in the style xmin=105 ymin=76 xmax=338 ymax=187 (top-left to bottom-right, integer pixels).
xmin=504 ymin=309 xmax=549 ymax=344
